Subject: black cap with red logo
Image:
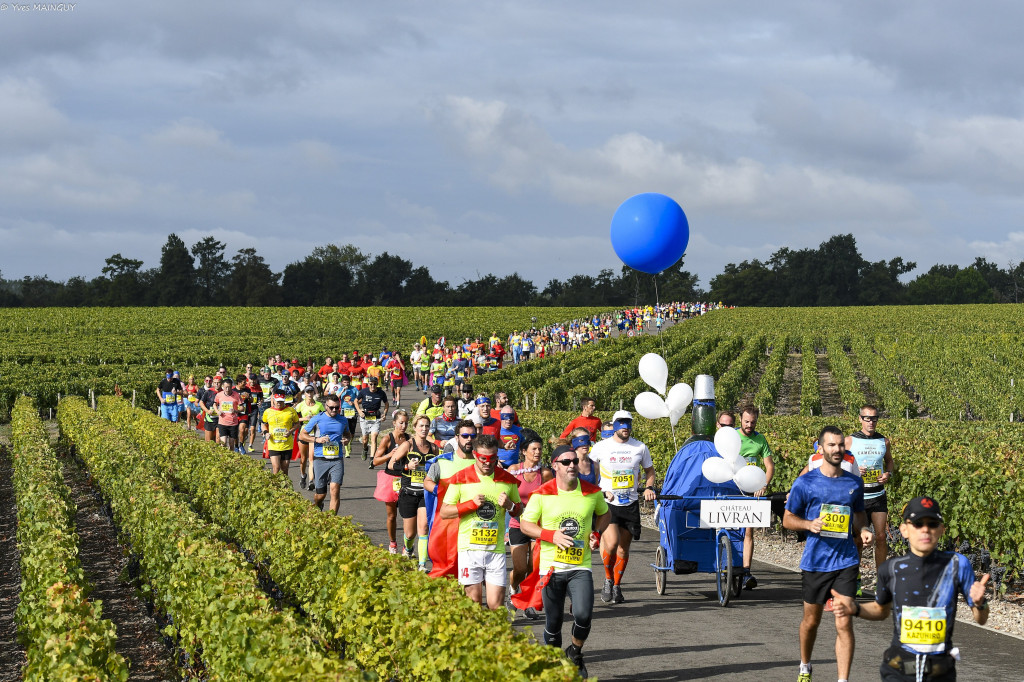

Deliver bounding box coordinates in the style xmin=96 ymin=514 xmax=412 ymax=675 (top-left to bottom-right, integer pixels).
xmin=901 ymin=496 xmax=943 ymax=523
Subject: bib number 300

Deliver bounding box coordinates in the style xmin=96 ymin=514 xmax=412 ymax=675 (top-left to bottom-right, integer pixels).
xmin=819 ymin=504 xmax=851 ymax=538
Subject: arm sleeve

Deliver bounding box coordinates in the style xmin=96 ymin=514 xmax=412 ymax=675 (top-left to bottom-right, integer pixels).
xmin=785 ymin=479 xmax=805 ymax=516
xmin=957 ymin=553 xmax=977 ymax=606
xmin=874 ymin=561 xmax=893 ymax=605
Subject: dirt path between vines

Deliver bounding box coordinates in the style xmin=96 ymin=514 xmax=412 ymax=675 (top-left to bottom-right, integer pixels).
xmin=815 ymin=352 xmax=844 ymax=416
xmin=774 ymin=352 xmax=802 ymax=416
xmin=0 ymin=448 xmax=24 ymax=682
xmin=61 ymin=455 xmax=177 ymax=681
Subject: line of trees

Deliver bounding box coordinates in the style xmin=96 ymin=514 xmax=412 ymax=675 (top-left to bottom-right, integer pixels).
xmin=0 ymin=235 xmax=700 ymax=308
xmin=1 ymin=233 xmax=1020 ymax=307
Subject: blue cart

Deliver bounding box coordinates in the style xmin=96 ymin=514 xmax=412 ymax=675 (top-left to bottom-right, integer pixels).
xmin=650 ymin=437 xmax=748 ymax=606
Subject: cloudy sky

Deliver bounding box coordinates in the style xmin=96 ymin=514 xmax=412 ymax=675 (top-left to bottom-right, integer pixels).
xmin=2 ymin=1 xmax=1023 ymax=289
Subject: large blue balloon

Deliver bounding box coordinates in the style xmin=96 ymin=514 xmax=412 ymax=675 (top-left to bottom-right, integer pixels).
xmin=610 ymin=193 xmax=689 ymax=274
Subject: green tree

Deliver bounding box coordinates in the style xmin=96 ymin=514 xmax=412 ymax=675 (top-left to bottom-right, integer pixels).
xmin=227 ymin=248 xmax=281 ymax=306
xmin=158 ymin=234 xmax=195 ymax=305
xmin=191 ymin=237 xmax=228 ymax=304
xmin=100 ymin=254 xmax=145 ymax=306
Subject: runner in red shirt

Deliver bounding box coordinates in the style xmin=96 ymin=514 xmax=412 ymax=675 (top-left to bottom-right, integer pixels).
xmin=559 ymin=398 xmax=601 ymax=440
xmin=318 ymin=357 xmax=336 ymax=378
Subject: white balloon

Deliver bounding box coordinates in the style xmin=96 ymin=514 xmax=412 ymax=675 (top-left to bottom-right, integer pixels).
xmin=701 ymin=457 xmax=735 ymax=484
xmin=713 ymin=426 xmax=742 ymax=462
xmin=638 ymin=353 xmax=669 ymax=395
xmin=733 ymin=465 xmax=768 ymax=494
xmin=666 ymin=383 xmax=693 ymax=415
xmin=634 ymin=392 xmax=669 ymax=420
xmin=668 ymin=407 xmax=685 ymax=427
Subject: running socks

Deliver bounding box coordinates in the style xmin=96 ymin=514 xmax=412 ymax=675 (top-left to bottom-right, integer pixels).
xmin=404 ymin=536 xmax=415 ymax=555
xmin=417 ymin=535 xmax=428 ymax=566
xmin=613 ymin=555 xmax=629 ymax=585
xmin=601 ymin=549 xmax=614 ymax=580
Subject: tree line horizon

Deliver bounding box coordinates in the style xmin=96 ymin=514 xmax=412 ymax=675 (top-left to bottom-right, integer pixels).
xmin=1 ymin=233 xmax=1021 ymax=308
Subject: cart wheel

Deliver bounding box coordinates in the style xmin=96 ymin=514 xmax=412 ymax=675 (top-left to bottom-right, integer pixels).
xmin=730 ymin=573 xmax=743 ymax=598
xmin=655 ymin=546 xmax=666 ymax=595
xmin=716 ymin=532 xmax=733 ymax=607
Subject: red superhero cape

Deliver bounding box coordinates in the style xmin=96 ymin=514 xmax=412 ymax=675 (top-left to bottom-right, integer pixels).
xmin=427 ymin=464 xmax=519 ymax=578
xmin=509 ymin=479 xmax=602 ymax=611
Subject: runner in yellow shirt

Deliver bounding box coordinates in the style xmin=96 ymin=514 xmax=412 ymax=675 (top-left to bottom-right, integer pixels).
xmin=261 ymin=392 xmax=300 ymax=480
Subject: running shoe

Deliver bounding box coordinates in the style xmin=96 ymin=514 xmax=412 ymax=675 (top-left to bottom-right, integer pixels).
xmin=611 ymin=585 xmax=624 ymax=603
xmin=306 ymin=479 xmax=314 ymax=491
xmin=565 ymin=645 xmax=588 ymax=679
xmin=743 ymin=573 xmax=758 ymax=590
xmin=299 ymin=475 xmax=307 ymax=490
xmin=368 ymin=462 xmax=375 ymax=470
xmin=417 ymin=564 xmax=428 ymax=572
xmin=797 ymin=667 xmax=812 ymax=682
xmin=362 ymin=453 xmax=368 ymax=461
xmin=388 ymin=542 xmax=398 ymax=554
xmin=601 ymin=578 xmax=613 ymax=603
xmin=524 ymin=607 xmax=541 ymax=620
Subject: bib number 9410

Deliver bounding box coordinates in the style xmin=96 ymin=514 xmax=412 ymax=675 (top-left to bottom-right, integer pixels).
xmin=900 ymin=607 xmax=946 ymax=651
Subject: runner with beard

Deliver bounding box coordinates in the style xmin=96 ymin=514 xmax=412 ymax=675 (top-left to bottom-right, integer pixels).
xmin=440 ymin=434 xmax=522 ymax=609
xmin=517 ymin=444 xmax=610 ymax=679
xmin=425 ymin=419 xmax=478 ymax=577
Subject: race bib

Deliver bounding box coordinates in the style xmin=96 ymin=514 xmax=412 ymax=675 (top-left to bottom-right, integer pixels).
xmin=364 ymin=415 xmax=379 ymax=423
xmin=612 ymin=470 xmax=635 ymax=490
xmin=470 ymin=520 xmax=499 ymax=549
xmin=322 ymin=444 xmax=339 ymax=459
xmin=270 ymin=427 xmax=289 ymax=445
xmin=863 ymin=469 xmax=881 ymax=484
xmin=819 ymin=504 xmax=851 ymax=538
xmin=900 ymin=606 xmax=946 ymax=652
xmin=220 ymin=403 xmax=235 ymax=414
xmin=554 ymin=540 xmax=585 ymax=566
xmin=409 ymin=468 xmax=426 ymax=485
xmin=162 ymin=393 xmax=175 ymax=404
xmin=343 ymin=408 xmax=356 ymax=418
xmin=392 ymin=477 xmax=402 ymax=492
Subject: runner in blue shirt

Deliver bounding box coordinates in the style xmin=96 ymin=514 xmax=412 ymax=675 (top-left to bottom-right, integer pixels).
xmin=298 ymin=394 xmax=351 ymax=516
xmin=497 ymin=408 xmax=522 ymax=468
xmin=832 ymin=496 xmax=990 ymax=682
xmin=784 ymin=425 xmax=871 ymax=682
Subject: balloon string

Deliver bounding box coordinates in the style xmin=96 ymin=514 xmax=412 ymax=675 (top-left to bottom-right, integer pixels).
xmin=654 ymin=273 xmax=677 ymax=451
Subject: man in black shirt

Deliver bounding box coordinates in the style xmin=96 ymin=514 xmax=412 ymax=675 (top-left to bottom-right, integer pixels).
xmin=355 ymin=376 xmax=389 ymax=459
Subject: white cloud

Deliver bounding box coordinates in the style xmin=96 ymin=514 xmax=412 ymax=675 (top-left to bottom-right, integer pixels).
xmin=0 ymin=78 xmax=74 ymax=151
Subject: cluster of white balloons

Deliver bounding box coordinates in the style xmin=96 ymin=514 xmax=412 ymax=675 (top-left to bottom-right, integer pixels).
xmin=633 ymin=353 xmax=693 ymax=427
xmin=702 ymin=427 xmax=769 ymax=494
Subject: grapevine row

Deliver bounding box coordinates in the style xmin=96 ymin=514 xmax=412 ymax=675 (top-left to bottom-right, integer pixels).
xmin=57 ymin=398 xmax=365 ymax=681
xmin=752 ymin=335 xmax=789 ymax=414
xmin=799 ymin=337 xmax=821 ymax=417
xmin=824 ymin=337 xmax=865 ymax=417
xmin=11 ymin=397 xmax=128 ymax=681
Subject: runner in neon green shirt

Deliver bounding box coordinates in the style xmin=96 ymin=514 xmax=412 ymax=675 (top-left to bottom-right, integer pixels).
xmin=440 ymin=434 xmax=522 ymax=610
xmin=518 ymin=444 xmax=610 ymax=679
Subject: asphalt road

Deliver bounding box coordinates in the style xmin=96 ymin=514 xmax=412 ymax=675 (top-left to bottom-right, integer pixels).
xmin=243 ymin=422 xmax=1023 ymax=682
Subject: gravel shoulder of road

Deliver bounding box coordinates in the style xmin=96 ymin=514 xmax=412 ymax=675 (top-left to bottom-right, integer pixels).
xmin=640 ymin=509 xmax=1024 ymax=640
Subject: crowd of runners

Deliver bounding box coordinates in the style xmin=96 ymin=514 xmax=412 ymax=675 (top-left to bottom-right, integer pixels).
xmin=150 ymin=302 xmax=991 ymax=682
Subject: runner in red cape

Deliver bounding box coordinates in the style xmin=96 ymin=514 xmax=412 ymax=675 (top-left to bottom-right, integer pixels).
xmin=440 ymin=434 xmax=522 ymax=609
xmin=516 ymin=445 xmax=610 ymax=679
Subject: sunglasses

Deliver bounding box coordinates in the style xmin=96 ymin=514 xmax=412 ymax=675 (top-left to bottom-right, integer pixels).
xmin=325 ymin=404 xmax=339 ymax=410
xmin=717 ymin=422 xmax=734 ymax=428
xmin=860 ymin=415 xmax=879 ymax=422
xmin=458 ymin=433 xmax=476 ymax=439
xmin=554 ymin=458 xmax=580 ymax=466
xmin=910 ymin=519 xmax=941 ymax=529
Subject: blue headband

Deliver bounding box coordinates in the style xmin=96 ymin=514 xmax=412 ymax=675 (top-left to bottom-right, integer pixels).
xmin=600 ymin=428 xmax=614 ymax=438
xmin=570 ymin=435 xmax=591 ymax=449
xmin=612 ymin=419 xmax=633 ymax=432
xmin=475 ymin=397 xmax=491 ymax=406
